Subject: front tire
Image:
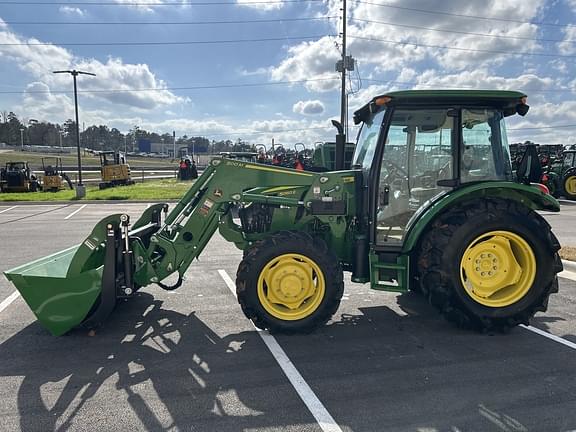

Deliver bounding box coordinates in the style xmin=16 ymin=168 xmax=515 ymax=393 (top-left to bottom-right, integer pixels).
xmin=236 ymin=231 xmax=344 ymax=333
xmin=417 ymin=198 xmax=562 ymax=332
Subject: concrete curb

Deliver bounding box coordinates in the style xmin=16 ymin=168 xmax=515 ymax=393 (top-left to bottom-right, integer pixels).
xmin=562 ymin=259 xmax=576 ymax=273
xmin=559 ymin=199 xmax=576 ymax=206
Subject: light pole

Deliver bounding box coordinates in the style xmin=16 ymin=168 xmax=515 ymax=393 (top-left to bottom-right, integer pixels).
xmin=19 ymin=127 xmax=24 ymax=151
xmin=59 ymin=130 xmax=63 ymax=150
xmin=53 ymin=69 xmax=96 ymax=198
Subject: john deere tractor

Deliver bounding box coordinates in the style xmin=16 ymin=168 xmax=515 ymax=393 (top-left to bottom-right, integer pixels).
xmin=544 ymin=149 xmax=576 ymax=200
xmin=4 ymin=90 xmax=562 ymax=336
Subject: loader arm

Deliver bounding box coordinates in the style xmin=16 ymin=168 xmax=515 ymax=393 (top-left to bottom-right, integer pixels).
xmin=130 ymin=158 xmax=319 ymax=286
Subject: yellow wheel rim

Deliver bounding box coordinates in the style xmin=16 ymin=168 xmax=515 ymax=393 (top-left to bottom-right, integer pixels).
xmin=257 ymin=253 xmax=325 ymax=321
xmin=460 ymin=231 xmax=536 ymax=307
xmin=565 ymin=176 xmax=576 ymax=195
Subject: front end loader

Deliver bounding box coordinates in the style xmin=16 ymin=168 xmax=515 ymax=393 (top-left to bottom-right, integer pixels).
xmin=4 ymin=90 xmax=563 ymax=336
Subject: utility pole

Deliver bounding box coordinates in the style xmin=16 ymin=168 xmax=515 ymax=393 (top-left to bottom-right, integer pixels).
xmin=334 ymin=0 xmax=354 ymax=170
xmin=173 ymin=131 xmax=176 ymax=159
xmin=20 ymin=127 xmax=24 ymax=151
xmin=340 ymin=0 xmax=347 ymax=133
xmin=53 ymin=69 xmax=96 ymax=198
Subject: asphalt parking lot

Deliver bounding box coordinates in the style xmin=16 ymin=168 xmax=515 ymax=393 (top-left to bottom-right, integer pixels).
xmin=1 ymin=202 xmax=576 ymax=432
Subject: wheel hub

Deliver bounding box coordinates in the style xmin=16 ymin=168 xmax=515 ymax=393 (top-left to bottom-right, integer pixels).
xmin=460 ymin=231 xmax=536 ymax=307
xmin=565 ymin=176 xmax=576 ymax=195
xmin=258 ymin=253 xmax=325 ymax=319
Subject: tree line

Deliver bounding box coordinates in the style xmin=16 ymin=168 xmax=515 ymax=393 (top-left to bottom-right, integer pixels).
xmin=0 ymin=111 xmax=254 ymax=154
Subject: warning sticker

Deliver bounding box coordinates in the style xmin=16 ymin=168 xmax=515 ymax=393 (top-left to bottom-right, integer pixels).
xmin=199 ymin=199 xmax=214 ymax=216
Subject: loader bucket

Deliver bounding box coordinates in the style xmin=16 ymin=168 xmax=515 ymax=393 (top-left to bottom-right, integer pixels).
xmin=4 ymin=245 xmax=103 ymax=336
xmin=3 ymin=205 xmax=167 ymax=336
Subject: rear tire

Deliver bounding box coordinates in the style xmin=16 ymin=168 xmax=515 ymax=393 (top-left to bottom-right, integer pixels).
xmin=416 ymin=198 xmax=561 ymax=332
xmin=236 ymin=231 xmax=344 ymax=333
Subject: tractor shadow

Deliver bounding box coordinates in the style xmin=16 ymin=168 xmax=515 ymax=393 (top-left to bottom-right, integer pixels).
xmin=0 ymin=293 xmax=316 ymax=432
xmin=1 ymin=291 xmax=575 ymax=432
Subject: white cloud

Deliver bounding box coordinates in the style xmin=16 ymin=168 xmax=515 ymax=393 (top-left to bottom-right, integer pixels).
xmin=270 ymin=36 xmax=340 ymax=92
xmin=558 ymin=26 xmax=576 ymax=55
xmin=273 ymin=0 xmax=548 ymax=93
xmin=0 ymin=26 xmax=184 ymax=112
xmin=72 ymin=57 xmax=186 ymax=109
xmin=20 ymin=82 xmax=75 ymax=121
xmin=293 ymin=100 xmax=325 ymax=116
xmin=236 ymin=0 xmax=283 ymax=11
xmin=59 ymin=6 xmax=86 ymax=16
xmin=238 ymin=67 xmax=271 ymax=77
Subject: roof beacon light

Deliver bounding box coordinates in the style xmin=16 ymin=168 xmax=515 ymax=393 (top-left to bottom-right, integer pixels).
xmin=375 ymin=96 xmax=392 ymax=106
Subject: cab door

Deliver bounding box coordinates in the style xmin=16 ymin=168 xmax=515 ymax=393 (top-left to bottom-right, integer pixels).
xmin=374 ymin=107 xmax=456 ymax=247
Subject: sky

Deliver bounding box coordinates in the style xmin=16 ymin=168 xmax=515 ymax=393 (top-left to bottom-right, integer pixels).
xmin=0 ymin=0 xmax=576 ymax=146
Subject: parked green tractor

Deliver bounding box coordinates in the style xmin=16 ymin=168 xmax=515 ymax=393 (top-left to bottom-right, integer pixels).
xmin=4 ymin=90 xmax=562 ymax=336
xmin=543 ymin=149 xmax=576 ymax=200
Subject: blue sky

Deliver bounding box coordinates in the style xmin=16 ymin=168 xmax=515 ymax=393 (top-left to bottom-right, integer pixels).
xmin=1 ymin=0 xmax=575 ymax=146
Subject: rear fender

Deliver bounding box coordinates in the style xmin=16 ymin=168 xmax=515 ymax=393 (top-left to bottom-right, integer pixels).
xmin=402 ymin=182 xmax=560 ymax=253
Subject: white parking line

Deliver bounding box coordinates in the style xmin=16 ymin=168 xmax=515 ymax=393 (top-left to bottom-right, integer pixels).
xmin=521 ymin=325 xmax=576 ymax=350
xmin=0 ymin=291 xmax=20 ymax=314
xmin=0 ymin=206 xmax=17 ymax=214
xmin=218 ymin=269 xmax=343 ymax=432
xmin=64 ymin=204 xmax=87 ymax=220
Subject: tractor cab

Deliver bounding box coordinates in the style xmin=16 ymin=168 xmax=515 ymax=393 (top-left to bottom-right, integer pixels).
xmin=100 ymin=151 xmax=126 ymax=167
xmin=351 ymin=90 xmax=540 ymax=290
xmin=353 ymin=91 xmax=523 ymax=247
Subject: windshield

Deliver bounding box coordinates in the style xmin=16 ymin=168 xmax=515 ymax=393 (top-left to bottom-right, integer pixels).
xmin=352 ymin=109 xmax=386 ymax=171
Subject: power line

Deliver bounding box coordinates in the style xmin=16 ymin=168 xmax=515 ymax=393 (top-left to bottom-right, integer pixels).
xmin=0 ymin=77 xmax=339 ymax=95
xmin=349 ymin=35 xmax=576 ymax=59
xmin=352 ymin=18 xmax=576 ymax=45
xmin=0 ymin=0 xmax=323 ymax=5
xmin=3 ymin=16 xmax=336 ymax=25
xmin=353 ymin=0 xmax=576 ymax=29
xmin=0 ymin=35 xmax=333 ymax=47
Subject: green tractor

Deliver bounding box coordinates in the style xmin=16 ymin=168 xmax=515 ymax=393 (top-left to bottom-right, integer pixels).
xmin=543 ymin=149 xmax=576 ymax=200
xmin=4 ymin=90 xmax=562 ymax=336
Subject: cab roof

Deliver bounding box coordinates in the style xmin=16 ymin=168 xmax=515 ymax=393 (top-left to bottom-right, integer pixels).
xmin=353 ymin=90 xmax=527 ymax=124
